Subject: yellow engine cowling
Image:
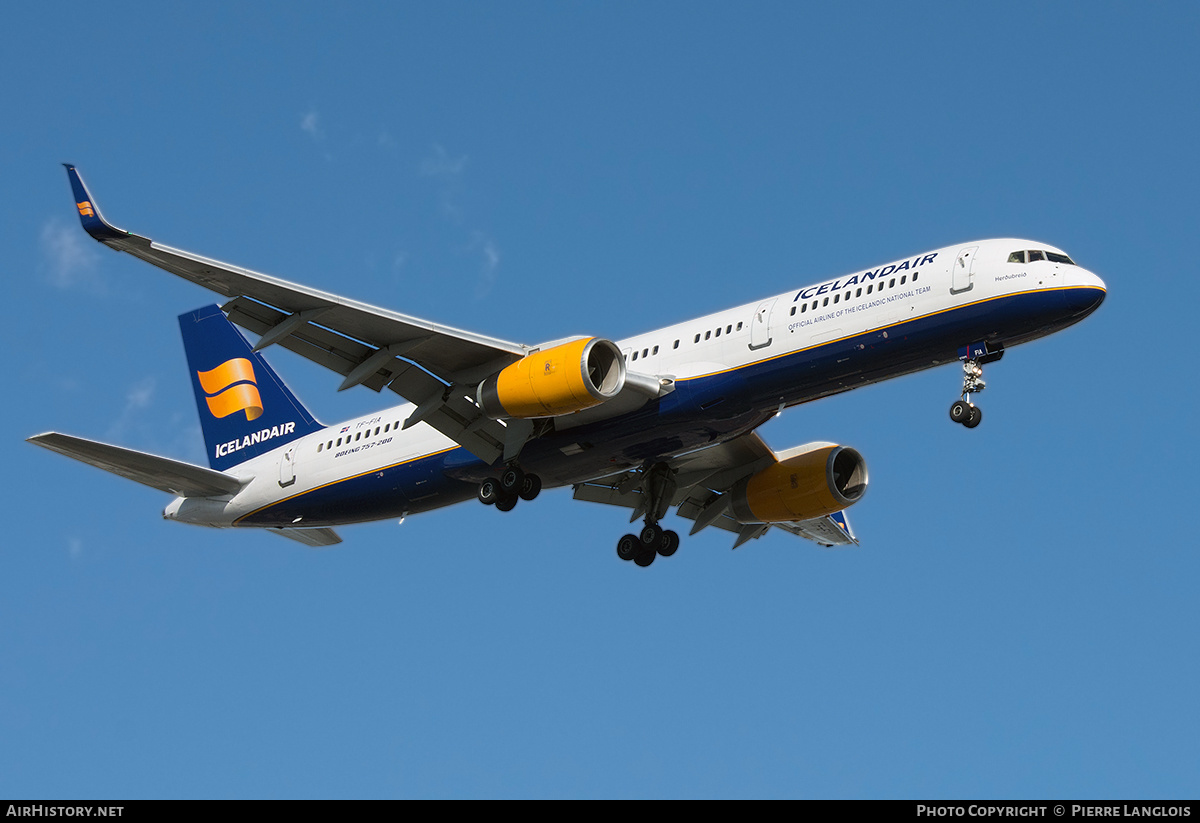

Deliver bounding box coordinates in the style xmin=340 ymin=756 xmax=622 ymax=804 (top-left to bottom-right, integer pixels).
xmin=729 ymin=444 xmax=868 ymax=523
xmin=477 ymin=337 xmax=626 ymax=419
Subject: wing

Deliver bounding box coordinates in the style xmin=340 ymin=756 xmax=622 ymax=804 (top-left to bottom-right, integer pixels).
xmin=65 ymin=165 xmax=529 ymax=464
xmin=572 ymin=432 xmax=860 ymax=550
xmin=28 ymin=432 xmax=245 ymax=498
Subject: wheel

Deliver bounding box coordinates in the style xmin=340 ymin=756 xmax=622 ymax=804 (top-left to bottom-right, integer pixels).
xmin=495 ymin=493 xmax=518 ymax=512
xmin=658 ymin=529 xmax=680 ymax=557
xmin=518 ymin=473 xmax=542 ymax=501
xmin=616 ymin=533 xmax=640 ymax=561
xmin=640 ymin=523 xmax=663 ymax=547
xmin=633 ymin=548 xmax=656 ymax=567
xmin=949 ymin=399 xmax=971 ymax=424
xmin=499 ymin=465 xmax=525 ymax=495
xmin=478 ymin=478 xmax=500 ymax=506
xmin=963 ymin=404 xmax=983 ymax=428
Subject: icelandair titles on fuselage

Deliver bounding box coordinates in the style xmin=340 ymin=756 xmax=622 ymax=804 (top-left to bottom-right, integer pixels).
xmin=793 ymin=252 xmax=938 ymax=302
xmin=214 ymin=422 xmax=297 ymax=459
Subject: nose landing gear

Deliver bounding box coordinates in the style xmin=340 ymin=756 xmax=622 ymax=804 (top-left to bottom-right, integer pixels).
xmin=949 ymin=357 xmax=987 ymax=428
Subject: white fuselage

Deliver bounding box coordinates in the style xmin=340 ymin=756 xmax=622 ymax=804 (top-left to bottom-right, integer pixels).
xmin=164 ymin=237 xmax=1106 ymax=530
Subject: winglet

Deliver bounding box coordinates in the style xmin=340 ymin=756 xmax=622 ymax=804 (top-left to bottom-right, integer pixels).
xmin=63 ymin=164 xmax=127 ymax=242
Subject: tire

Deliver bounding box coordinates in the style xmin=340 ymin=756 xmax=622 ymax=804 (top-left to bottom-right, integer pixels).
xmin=658 ymin=529 xmax=680 ymax=557
xmin=478 ymin=478 xmax=500 ymax=505
xmin=634 ymin=549 xmax=656 ymax=567
xmin=518 ymin=473 xmax=542 ymax=502
xmin=495 ymin=493 xmax=518 ymax=512
xmin=964 ymin=405 xmax=983 ymax=429
xmin=640 ymin=523 xmax=663 ymax=547
xmin=617 ymin=534 xmax=640 ymax=561
xmin=500 ymin=466 xmax=524 ymax=495
xmin=950 ymin=400 xmax=971 ymax=424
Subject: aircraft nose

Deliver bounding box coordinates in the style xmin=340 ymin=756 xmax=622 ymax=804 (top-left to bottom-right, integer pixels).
xmin=1065 ymin=268 xmax=1107 ymax=315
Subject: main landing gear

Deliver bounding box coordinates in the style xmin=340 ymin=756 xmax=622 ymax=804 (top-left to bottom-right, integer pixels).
xmin=949 ymin=359 xmax=985 ymax=429
xmin=478 ymin=464 xmax=542 ymax=512
xmin=614 ymin=462 xmax=680 ymax=568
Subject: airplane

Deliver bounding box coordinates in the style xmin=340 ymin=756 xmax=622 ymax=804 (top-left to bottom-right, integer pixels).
xmin=29 ymin=165 xmax=1107 ymax=565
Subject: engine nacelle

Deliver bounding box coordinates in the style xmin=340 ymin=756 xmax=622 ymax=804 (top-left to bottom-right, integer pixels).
xmin=477 ymin=337 xmax=626 ymax=419
xmin=729 ymin=444 xmax=868 ymax=523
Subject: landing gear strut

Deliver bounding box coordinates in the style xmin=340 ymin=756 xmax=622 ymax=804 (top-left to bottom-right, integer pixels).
xmin=949 ymin=359 xmax=984 ymax=429
xmin=615 ymin=463 xmax=681 ymax=567
xmin=478 ymin=465 xmax=542 ymax=511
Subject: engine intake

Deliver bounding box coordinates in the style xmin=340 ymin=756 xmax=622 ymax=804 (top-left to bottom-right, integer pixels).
xmin=730 ymin=444 xmax=867 ymax=523
xmin=478 ymin=337 xmax=626 ymax=419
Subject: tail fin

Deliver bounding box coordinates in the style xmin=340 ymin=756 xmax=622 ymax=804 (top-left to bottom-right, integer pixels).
xmin=180 ymin=305 xmax=323 ymax=470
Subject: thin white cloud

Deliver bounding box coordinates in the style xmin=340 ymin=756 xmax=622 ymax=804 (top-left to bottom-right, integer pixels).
xmin=420 ymin=143 xmax=467 ymax=177
xmin=301 ymin=109 xmax=323 ymax=141
xmin=470 ymin=232 xmax=500 ymax=299
xmin=40 ymin=218 xmax=103 ymax=293
xmin=105 ymin=376 xmax=156 ymax=442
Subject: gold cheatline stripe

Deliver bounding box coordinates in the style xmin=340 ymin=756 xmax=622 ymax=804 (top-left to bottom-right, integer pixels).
xmin=677 ymin=286 xmax=1091 ymax=383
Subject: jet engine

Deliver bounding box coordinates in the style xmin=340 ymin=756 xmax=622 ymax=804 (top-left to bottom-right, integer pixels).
xmin=729 ymin=444 xmax=868 ymax=523
xmin=477 ymin=337 xmax=626 ymax=419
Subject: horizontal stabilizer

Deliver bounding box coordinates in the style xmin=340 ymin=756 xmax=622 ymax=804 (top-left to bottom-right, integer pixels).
xmin=269 ymin=527 xmax=342 ymax=547
xmin=28 ymin=432 xmax=244 ymax=498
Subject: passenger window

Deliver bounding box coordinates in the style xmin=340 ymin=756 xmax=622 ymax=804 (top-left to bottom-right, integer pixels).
xmin=834 ymin=293 xmax=840 ymax=303
xmin=790 ymin=306 xmax=796 ymax=316
xmin=823 ymin=297 xmax=829 ymax=307
xmin=900 ymin=276 xmax=906 ymax=284
xmin=1007 ymin=251 xmax=1026 ymax=263
xmin=913 ymin=273 xmax=918 ymax=282
xmin=715 ymin=328 xmax=721 ymax=337
xmin=652 ymin=345 xmax=659 ymax=355
xmin=856 ymin=288 xmax=862 ymax=297
xmin=336 ymin=438 xmax=342 ymax=447
xmin=317 ymin=443 xmax=323 ymax=452
xmin=726 ymin=325 xmax=732 ymax=334
xmin=889 ymin=278 xmax=895 ymax=287
xmin=867 ymin=285 xmax=873 ymax=294
xmin=1028 ymin=250 xmax=1045 ymax=262
xmin=736 ymin=322 xmax=743 ymax=331
xmin=632 ymin=351 xmax=638 ymax=361
xmin=673 ymin=339 xmax=680 ymax=349
xmin=801 ymin=304 xmax=807 ymax=313
xmin=694 ymin=334 xmax=701 ymax=343
xmin=705 ymin=330 xmax=711 ymax=340
xmin=642 ymin=348 xmax=648 ymax=357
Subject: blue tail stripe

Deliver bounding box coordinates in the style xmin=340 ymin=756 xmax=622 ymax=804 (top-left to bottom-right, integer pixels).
xmin=180 ymin=305 xmax=323 ymax=470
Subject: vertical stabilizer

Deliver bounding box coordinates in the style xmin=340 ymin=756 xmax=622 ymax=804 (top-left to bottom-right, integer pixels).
xmin=180 ymin=305 xmax=323 ymax=470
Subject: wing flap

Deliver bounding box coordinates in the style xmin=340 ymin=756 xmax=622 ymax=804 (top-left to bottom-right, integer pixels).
xmin=28 ymin=432 xmax=244 ymax=498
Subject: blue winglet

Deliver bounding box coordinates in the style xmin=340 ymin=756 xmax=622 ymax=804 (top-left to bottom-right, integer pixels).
xmin=63 ymin=164 xmax=127 ymax=242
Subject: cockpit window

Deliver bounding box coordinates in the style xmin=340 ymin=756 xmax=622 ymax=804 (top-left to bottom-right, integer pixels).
xmin=1009 ymin=249 xmax=1076 ymax=265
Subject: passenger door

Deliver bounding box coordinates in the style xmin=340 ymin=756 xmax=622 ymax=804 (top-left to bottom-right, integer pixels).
xmin=749 ymin=298 xmax=776 ymax=350
xmin=951 ymin=246 xmax=978 ymax=295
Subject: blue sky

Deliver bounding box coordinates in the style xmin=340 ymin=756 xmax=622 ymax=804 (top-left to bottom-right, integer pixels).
xmin=3 ymin=1 xmax=1198 ymax=799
